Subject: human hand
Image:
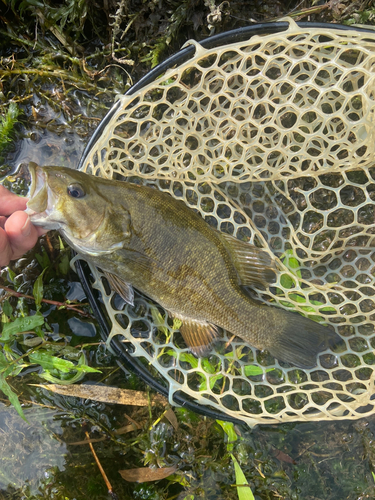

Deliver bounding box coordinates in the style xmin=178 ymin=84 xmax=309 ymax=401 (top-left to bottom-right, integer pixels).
xmin=0 ymin=185 xmax=46 ymax=267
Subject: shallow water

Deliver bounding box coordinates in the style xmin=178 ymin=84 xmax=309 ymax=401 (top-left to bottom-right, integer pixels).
xmin=8 ymin=103 xmax=90 ymax=175
xmin=1 ymin=396 xmax=375 ymax=499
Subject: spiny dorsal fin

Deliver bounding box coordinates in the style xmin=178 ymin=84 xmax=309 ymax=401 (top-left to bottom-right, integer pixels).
xmin=179 ymin=320 xmax=219 ymax=357
xmin=221 ymin=233 xmax=278 ymax=288
xmin=104 ymin=271 xmax=134 ymax=306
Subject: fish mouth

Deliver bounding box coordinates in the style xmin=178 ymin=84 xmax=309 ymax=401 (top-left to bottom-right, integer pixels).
xmin=27 ymin=162 xmax=38 ymax=199
xmin=25 ymin=162 xmax=60 ymax=230
xmin=25 ymin=162 xmax=48 ymax=215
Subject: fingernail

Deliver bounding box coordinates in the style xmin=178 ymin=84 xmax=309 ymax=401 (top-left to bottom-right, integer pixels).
xmin=21 ymin=217 xmax=32 ymax=237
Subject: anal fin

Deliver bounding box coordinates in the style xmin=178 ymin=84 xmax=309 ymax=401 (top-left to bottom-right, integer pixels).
xmin=104 ymin=271 xmax=134 ymax=306
xmin=221 ymin=233 xmax=278 ymax=288
xmin=178 ymin=319 xmax=219 ymax=357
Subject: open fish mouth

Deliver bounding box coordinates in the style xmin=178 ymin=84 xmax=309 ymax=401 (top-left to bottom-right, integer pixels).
xmin=25 ymin=162 xmax=48 ymax=215
xmin=24 ymin=162 xmax=60 ymax=230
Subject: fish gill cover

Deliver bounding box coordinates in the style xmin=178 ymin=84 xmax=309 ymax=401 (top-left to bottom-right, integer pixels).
xmin=79 ymin=19 xmax=375 ymax=426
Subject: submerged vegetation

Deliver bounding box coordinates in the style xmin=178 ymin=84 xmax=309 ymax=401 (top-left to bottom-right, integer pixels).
xmin=2 ymin=0 xmax=375 ymax=499
xmin=0 ymin=103 xmax=21 ymax=155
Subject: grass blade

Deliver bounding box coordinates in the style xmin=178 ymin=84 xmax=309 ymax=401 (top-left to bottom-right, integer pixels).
xmin=230 ymin=454 xmax=255 ymax=500
xmin=0 ymin=373 xmax=27 ymax=422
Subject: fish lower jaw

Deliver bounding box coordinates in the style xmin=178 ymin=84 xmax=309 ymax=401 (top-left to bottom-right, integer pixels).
xmin=62 ymin=232 xmax=123 ymax=257
xmin=26 ymin=211 xmax=61 ymax=231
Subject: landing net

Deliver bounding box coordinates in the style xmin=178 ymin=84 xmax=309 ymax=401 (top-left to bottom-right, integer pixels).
xmin=79 ymin=19 xmax=375 ymax=425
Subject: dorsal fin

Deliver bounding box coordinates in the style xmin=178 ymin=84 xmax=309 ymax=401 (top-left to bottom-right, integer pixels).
xmin=220 ymin=233 xmax=277 ymax=288
xmin=104 ymin=271 xmax=134 ymax=306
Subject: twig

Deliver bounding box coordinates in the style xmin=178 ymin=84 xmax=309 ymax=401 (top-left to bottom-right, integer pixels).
xmin=69 ymin=436 xmax=107 ymax=445
xmin=0 ymin=285 xmax=93 ymax=318
xmin=268 ymin=2 xmax=330 ymax=21
xmin=44 ymin=234 xmax=54 ymax=255
xmin=84 ymin=429 xmax=118 ymax=499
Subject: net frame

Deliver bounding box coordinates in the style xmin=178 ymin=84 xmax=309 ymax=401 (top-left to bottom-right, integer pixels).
xmin=75 ymin=19 xmax=375 ymax=426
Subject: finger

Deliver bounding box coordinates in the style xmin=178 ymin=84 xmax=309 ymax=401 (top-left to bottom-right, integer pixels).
xmin=0 ymin=227 xmax=12 ymax=267
xmin=0 ymin=228 xmax=12 ymax=267
xmin=4 ymin=212 xmax=41 ymax=260
xmin=0 ymin=186 xmax=28 ymax=216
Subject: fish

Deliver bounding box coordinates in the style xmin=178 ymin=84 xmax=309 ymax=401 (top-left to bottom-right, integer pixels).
xmin=24 ymin=162 xmax=343 ymax=368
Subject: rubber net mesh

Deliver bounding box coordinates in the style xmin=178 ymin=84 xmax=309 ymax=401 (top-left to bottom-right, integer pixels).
xmin=79 ymin=19 xmax=375 ymax=425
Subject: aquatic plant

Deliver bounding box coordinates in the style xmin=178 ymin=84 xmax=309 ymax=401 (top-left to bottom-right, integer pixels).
xmin=0 ymin=103 xmax=21 ymax=160
xmin=0 ymin=235 xmax=100 ymax=421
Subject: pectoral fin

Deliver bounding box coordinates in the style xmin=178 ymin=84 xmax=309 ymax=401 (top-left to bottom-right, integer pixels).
xmin=178 ymin=320 xmax=219 ymax=357
xmin=104 ymin=271 xmax=134 ymax=306
xmin=221 ymin=233 xmax=278 ymax=288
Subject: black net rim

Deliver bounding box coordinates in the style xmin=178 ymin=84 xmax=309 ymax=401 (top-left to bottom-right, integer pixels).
xmin=75 ymin=21 xmax=375 ymax=424
xmin=78 ymin=21 xmax=375 ymax=171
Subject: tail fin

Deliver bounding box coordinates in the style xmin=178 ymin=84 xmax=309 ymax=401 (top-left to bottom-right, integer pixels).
xmin=268 ymin=310 xmax=345 ymax=369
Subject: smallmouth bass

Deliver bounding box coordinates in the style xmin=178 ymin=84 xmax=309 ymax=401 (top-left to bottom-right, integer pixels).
xmin=25 ymin=163 xmax=342 ymax=368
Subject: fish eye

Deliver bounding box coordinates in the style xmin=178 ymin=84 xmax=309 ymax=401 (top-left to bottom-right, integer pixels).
xmin=67 ymin=183 xmax=86 ymax=199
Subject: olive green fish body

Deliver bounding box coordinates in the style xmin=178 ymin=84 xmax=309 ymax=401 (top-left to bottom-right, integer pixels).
xmin=25 ymin=164 xmax=343 ymax=367
xmin=80 ymin=182 xmax=279 ymax=351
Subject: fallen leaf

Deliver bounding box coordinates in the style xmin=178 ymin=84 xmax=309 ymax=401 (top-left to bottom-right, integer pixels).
xmin=115 ymin=421 xmax=145 ymax=434
xmin=272 ymin=448 xmax=296 ymax=465
xmin=119 ymin=466 xmax=177 ymax=482
xmin=30 ymin=384 xmax=166 ymax=406
xmin=164 ymin=407 xmax=178 ymax=430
